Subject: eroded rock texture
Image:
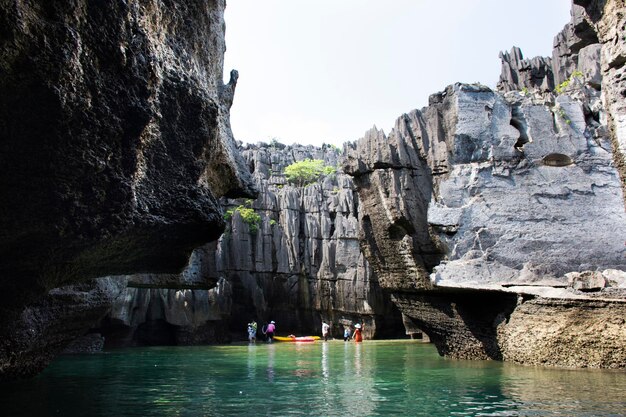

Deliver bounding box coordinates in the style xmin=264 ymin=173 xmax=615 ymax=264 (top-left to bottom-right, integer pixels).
xmin=345 ymin=0 xmax=626 ymax=366
xmin=99 ymin=278 xmax=233 ymax=347
xmin=103 ymin=143 xmax=405 ymax=344
xmin=498 ymin=47 xmax=555 ymax=92
xmin=1 ymin=277 xmax=128 ymax=379
xmin=498 ymin=5 xmax=600 ymax=94
xmin=0 ymin=0 xmax=254 ymax=379
xmin=216 ymin=143 xmax=403 ymax=339
xmin=575 ymin=0 xmax=626 ymax=201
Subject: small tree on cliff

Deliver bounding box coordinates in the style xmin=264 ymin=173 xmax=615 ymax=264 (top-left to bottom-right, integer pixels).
xmin=224 ymin=199 xmax=262 ymax=233
xmin=283 ymin=159 xmax=336 ymax=187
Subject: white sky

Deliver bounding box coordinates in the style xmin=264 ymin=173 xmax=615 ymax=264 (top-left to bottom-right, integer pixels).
xmin=224 ymin=0 xmax=572 ymax=147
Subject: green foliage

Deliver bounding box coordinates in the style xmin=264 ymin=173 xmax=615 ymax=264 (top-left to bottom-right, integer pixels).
xmin=323 ymin=165 xmax=336 ymax=176
xmin=555 ymin=106 xmax=572 ymax=126
xmin=521 ymin=87 xmax=529 ymax=95
xmin=283 ymin=159 xmax=336 ymax=186
xmin=555 ymin=70 xmax=584 ymax=94
xmin=224 ymin=199 xmax=262 ymax=233
xmin=270 ymin=219 xmax=277 ymax=226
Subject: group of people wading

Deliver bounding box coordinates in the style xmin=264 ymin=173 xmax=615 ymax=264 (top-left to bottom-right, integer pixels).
xmin=323 ymin=321 xmax=363 ymax=342
xmin=247 ymin=320 xmax=275 ymax=343
xmin=246 ymin=320 xmax=363 ymax=343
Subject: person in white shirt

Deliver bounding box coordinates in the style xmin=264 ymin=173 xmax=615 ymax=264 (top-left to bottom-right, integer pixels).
xmin=322 ymin=322 xmax=330 ymax=341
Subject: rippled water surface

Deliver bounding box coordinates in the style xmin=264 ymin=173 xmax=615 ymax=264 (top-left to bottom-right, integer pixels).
xmin=1 ymin=341 xmax=625 ymax=416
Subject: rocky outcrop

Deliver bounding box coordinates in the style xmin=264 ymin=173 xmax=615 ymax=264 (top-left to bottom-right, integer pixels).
xmin=498 ymin=5 xmax=601 ymax=93
xmin=215 ymin=143 xmax=404 ymax=339
xmin=98 ymin=278 xmax=232 ymax=347
xmin=0 ymin=277 xmax=127 ymax=379
xmin=102 ymin=143 xmax=405 ymax=343
xmin=574 ymin=0 xmax=626 ymax=202
xmin=0 ymin=0 xmax=254 ymax=379
xmin=498 ymin=47 xmax=555 ymax=92
xmin=345 ymin=12 xmax=626 ymax=367
xmin=551 ymin=4 xmax=600 ymax=86
xmin=497 ymin=1 xmax=625 ymax=203
xmin=498 ymin=296 xmax=626 ymax=368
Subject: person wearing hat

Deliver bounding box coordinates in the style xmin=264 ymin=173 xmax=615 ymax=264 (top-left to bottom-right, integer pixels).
xmin=352 ymin=323 xmax=363 ymax=343
xmin=265 ymin=320 xmax=276 ymax=343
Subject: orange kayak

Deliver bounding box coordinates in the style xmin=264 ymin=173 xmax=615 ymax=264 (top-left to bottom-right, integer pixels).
xmin=273 ymin=336 xmax=319 ymax=342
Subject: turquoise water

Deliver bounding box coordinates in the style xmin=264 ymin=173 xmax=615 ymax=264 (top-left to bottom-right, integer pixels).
xmin=1 ymin=341 xmax=625 ymax=416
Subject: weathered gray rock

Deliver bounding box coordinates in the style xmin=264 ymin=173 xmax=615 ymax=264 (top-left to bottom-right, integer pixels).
xmin=346 ymin=76 xmax=626 ymax=367
xmin=602 ymin=269 xmax=626 ymax=288
xmin=578 ymin=44 xmax=603 ymax=87
xmin=498 ymin=47 xmax=555 ymax=92
xmin=498 ymin=5 xmax=602 ymax=95
xmin=99 ymin=278 xmax=232 ymax=346
xmin=105 ymin=143 xmax=405 ymax=343
xmin=209 ymin=143 xmax=404 ymax=339
xmin=567 ymin=271 xmax=607 ymax=291
xmin=0 ymin=0 xmax=255 ymax=380
xmin=340 ymin=1 xmax=626 ymax=368
xmin=431 ymin=88 xmax=624 ymax=289
xmin=552 ymin=4 xmax=599 ymax=86
xmin=574 ymin=0 xmax=626 ymax=203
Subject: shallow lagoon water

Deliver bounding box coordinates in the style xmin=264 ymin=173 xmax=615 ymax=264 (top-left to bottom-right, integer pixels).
xmin=1 ymin=340 xmax=625 ymax=416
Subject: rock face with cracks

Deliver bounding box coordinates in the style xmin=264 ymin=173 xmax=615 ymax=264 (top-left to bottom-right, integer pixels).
xmin=2 ymin=0 xmax=626 ymax=379
xmin=101 ymin=143 xmax=405 ymax=344
xmin=344 ymin=1 xmax=626 ymax=368
xmin=0 ymin=0 xmax=255 ymax=380
xmin=574 ymin=0 xmax=626 ymax=202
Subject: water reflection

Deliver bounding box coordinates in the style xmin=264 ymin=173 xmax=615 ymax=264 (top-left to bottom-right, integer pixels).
xmin=1 ymin=342 xmax=624 ymax=417
xmin=322 ymin=342 xmax=329 ymax=379
xmin=247 ymin=343 xmax=256 ymax=381
xmin=499 ymin=363 xmax=626 ymax=416
xmin=350 ymin=343 xmax=377 ymax=416
xmin=266 ymin=344 xmax=275 ymax=382
xmin=354 ymin=342 xmax=362 ymax=377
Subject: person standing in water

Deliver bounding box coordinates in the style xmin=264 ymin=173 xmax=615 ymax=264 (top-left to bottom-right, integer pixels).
xmin=265 ymin=320 xmax=276 ymax=343
xmin=247 ymin=321 xmax=257 ymax=343
xmin=322 ymin=322 xmax=330 ymax=341
xmin=343 ymin=326 xmax=351 ymax=341
xmin=352 ymin=323 xmax=363 ymax=343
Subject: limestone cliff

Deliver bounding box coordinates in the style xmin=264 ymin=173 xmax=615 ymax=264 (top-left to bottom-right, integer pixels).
xmin=217 ymin=143 xmax=403 ymax=339
xmin=0 ymin=0 xmax=255 ymax=379
xmin=344 ymin=1 xmax=626 ymax=368
xmin=574 ymin=0 xmax=626 ymax=202
xmin=101 ymin=143 xmax=405 ymax=344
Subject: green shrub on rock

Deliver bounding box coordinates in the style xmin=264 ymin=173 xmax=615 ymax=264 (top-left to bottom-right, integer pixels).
xmin=224 ymin=199 xmax=262 ymax=233
xmin=283 ymin=159 xmax=336 ymax=186
xmin=555 ymin=70 xmax=584 ymax=94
